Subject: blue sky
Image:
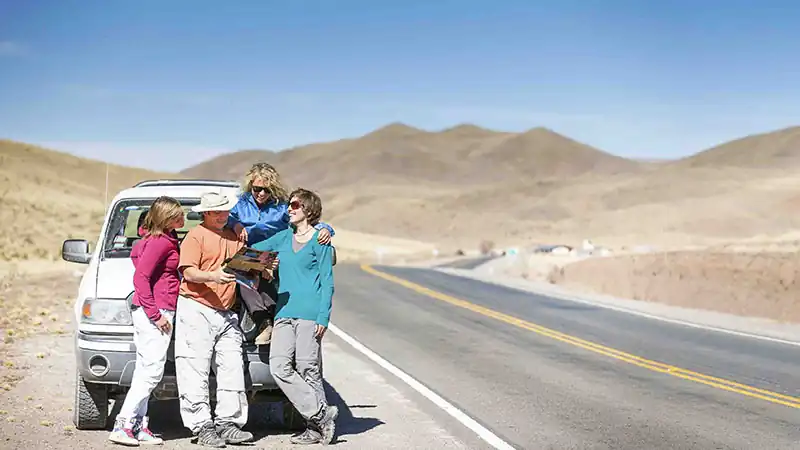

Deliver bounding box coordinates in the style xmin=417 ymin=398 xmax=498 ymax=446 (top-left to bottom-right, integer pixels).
xmin=2 ymin=0 xmax=800 ymax=171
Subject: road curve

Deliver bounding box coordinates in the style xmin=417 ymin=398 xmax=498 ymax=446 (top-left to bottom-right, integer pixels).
xmin=330 ymin=263 xmax=800 ymax=449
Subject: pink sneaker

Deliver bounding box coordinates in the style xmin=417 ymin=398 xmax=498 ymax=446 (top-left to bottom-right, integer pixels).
xmin=108 ymin=416 xmax=139 ymax=446
xmin=135 ymin=416 xmax=163 ymax=445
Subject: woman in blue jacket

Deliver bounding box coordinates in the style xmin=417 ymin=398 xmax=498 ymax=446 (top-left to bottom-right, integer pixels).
xmin=225 ymin=162 xmax=334 ymax=345
xmin=227 ymin=162 xmax=334 ymax=247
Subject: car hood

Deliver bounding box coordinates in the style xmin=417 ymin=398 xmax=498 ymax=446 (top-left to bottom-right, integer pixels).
xmin=96 ymin=258 xmax=135 ymax=299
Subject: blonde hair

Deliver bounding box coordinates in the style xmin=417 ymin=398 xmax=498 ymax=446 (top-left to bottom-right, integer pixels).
xmin=243 ymin=162 xmax=289 ymax=204
xmin=142 ymin=196 xmax=184 ymax=237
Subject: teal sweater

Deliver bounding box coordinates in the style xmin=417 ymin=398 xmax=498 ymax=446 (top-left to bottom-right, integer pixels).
xmin=252 ymin=228 xmax=335 ymax=327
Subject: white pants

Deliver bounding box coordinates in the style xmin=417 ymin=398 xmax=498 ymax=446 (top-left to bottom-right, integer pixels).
xmin=174 ymin=296 xmax=248 ymax=434
xmin=118 ymin=307 xmax=175 ymax=420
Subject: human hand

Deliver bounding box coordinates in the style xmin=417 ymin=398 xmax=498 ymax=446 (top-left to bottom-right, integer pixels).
xmin=315 ymin=324 xmax=327 ymax=340
xmin=234 ymin=223 xmax=248 ymax=243
xmin=317 ymin=228 xmax=331 ymax=245
xmin=211 ymin=268 xmax=236 ymax=284
xmin=154 ymin=315 xmax=172 ymax=335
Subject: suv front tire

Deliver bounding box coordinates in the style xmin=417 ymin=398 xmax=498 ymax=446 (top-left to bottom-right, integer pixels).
xmin=73 ymin=370 xmax=109 ymax=430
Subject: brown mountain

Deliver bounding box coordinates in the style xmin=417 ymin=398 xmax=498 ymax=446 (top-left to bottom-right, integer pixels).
xmin=181 ymin=122 xmax=642 ymax=190
xmin=675 ymin=125 xmax=800 ymax=168
xmin=181 ymin=149 xmax=278 ymax=181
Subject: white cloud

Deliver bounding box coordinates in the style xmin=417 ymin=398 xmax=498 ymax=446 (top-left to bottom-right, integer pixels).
xmin=0 ymin=41 xmax=27 ymax=57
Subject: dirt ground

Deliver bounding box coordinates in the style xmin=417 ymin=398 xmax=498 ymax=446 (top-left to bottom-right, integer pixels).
xmin=0 ymin=269 xmax=470 ymax=449
xmin=547 ymin=250 xmax=800 ymax=324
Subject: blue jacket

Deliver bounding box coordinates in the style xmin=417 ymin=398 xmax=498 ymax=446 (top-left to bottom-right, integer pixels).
xmin=226 ymin=192 xmax=335 ymax=247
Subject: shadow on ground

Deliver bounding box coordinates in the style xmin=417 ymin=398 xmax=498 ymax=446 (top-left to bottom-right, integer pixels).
xmin=101 ymin=380 xmax=385 ymax=445
xmin=323 ymin=380 xmax=384 ymax=444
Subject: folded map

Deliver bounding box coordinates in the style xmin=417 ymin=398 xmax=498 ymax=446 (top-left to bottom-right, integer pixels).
xmin=222 ymin=246 xmax=278 ymax=274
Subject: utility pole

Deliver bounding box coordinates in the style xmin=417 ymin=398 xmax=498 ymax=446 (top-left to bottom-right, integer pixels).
xmin=104 ymin=163 xmax=109 ymax=211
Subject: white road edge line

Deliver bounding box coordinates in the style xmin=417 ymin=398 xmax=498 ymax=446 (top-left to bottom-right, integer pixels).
xmin=434 ymin=268 xmax=800 ymax=348
xmin=328 ymin=323 xmax=516 ymax=450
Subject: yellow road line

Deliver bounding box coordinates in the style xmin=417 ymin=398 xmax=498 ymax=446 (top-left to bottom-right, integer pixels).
xmin=360 ymin=264 xmax=800 ymax=409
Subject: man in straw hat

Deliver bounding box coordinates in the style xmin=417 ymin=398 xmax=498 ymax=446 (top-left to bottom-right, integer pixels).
xmin=173 ymin=192 xmax=254 ymax=447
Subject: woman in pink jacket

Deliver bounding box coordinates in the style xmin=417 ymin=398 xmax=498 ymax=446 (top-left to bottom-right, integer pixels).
xmin=109 ymin=196 xmax=185 ymax=446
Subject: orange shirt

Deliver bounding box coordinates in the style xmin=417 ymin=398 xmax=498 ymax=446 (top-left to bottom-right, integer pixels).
xmin=178 ymin=224 xmax=243 ymax=311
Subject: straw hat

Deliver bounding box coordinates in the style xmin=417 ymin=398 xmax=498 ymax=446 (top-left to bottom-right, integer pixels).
xmin=191 ymin=192 xmax=236 ymax=212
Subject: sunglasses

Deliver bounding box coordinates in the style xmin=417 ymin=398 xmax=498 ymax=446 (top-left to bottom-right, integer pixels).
xmin=251 ymin=186 xmax=269 ymax=194
xmin=288 ymin=200 xmax=302 ymax=210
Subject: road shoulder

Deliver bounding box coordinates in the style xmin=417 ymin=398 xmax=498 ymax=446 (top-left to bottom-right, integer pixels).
xmin=0 ymin=331 xmax=470 ymax=449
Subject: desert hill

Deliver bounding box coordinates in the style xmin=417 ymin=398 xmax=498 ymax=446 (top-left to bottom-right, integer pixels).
xmin=181 ymin=122 xmax=643 ymax=190
xmin=675 ymin=125 xmax=800 ymax=169
xmin=177 ymin=122 xmax=800 ymax=250
xmin=0 ymin=139 xmax=175 ymax=261
xmin=7 ymin=120 xmax=800 ymax=264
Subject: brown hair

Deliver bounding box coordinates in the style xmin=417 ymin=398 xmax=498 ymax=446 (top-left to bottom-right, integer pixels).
xmin=289 ymin=188 xmax=322 ymax=226
xmin=142 ymin=196 xmax=184 ymax=237
xmin=244 ymin=162 xmax=289 ymax=204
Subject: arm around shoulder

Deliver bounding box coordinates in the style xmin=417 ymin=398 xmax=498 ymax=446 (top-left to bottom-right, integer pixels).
xmin=251 ymin=228 xmax=287 ymax=252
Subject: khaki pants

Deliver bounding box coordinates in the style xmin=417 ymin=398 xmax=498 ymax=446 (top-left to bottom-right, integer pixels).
xmin=174 ymin=296 xmax=248 ymax=434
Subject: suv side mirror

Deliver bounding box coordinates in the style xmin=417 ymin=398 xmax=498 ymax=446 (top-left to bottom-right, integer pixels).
xmin=186 ymin=211 xmax=202 ymax=221
xmin=62 ymin=239 xmax=91 ymax=264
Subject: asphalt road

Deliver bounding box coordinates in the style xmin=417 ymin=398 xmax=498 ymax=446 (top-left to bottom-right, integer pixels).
xmin=435 ymin=255 xmax=498 ymax=270
xmin=330 ymin=263 xmax=800 ymax=450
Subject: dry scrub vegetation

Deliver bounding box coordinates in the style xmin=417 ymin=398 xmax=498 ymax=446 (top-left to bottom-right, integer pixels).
xmin=0 ymin=140 xmax=174 ymax=262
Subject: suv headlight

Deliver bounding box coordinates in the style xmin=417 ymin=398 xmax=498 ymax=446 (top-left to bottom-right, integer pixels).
xmin=81 ymin=298 xmax=133 ymax=325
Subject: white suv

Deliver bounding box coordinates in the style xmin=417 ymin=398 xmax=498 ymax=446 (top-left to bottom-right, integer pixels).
xmin=62 ymin=179 xmax=293 ymax=430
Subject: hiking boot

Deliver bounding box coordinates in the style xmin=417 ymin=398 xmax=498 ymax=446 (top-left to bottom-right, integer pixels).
xmin=108 ymin=416 xmax=139 ymax=446
xmin=134 ymin=416 xmax=164 ymax=445
xmin=311 ymin=405 xmax=338 ymax=445
xmin=216 ymin=422 xmax=254 ymax=444
xmin=254 ymin=320 xmax=273 ymax=345
xmin=195 ymin=421 xmax=226 ymax=448
xmin=290 ymin=428 xmax=322 ymax=445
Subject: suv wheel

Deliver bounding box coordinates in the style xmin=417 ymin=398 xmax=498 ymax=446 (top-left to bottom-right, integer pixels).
xmin=73 ymin=370 xmax=109 ymax=430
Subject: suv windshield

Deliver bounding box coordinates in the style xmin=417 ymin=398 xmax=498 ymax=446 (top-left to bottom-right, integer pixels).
xmin=102 ymin=198 xmax=202 ymax=258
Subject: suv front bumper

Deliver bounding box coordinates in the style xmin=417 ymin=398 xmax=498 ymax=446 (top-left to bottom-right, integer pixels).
xmin=75 ymin=332 xmax=279 ymax=396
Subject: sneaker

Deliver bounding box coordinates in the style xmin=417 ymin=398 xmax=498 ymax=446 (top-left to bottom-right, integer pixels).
xmin=134 ymin=416 xmax=164 ymax=445
xmin=311 ymin=405 xmax=338 ymax=446
xmin=108 ymin=416 xmax=140 ymax=446
xmin=195 ymin=421 xmax=226 ymax=448
xmin=254 ymin=320 xmax=273 ymax=345
xmin=290 ymin=428 xmax=322 ymax=445
xmin=215 ymin=422 xmax=254 ymax=445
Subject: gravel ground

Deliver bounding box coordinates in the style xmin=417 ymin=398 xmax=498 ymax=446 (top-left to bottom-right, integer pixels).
xmin=0 ymin=270 xmax=470 ymax=449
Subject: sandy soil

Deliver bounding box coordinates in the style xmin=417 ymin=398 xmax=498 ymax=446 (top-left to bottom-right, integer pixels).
xmin=547 ymin=250 xmax=800 ymax=324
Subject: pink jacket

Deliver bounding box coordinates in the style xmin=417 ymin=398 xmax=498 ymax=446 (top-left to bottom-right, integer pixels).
xmin=131 ymin=230 xmax=181 ymax=322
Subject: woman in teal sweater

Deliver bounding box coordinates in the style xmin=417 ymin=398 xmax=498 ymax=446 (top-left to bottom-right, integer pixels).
xmin=251 ymin=188 xmax=337 ymax=445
